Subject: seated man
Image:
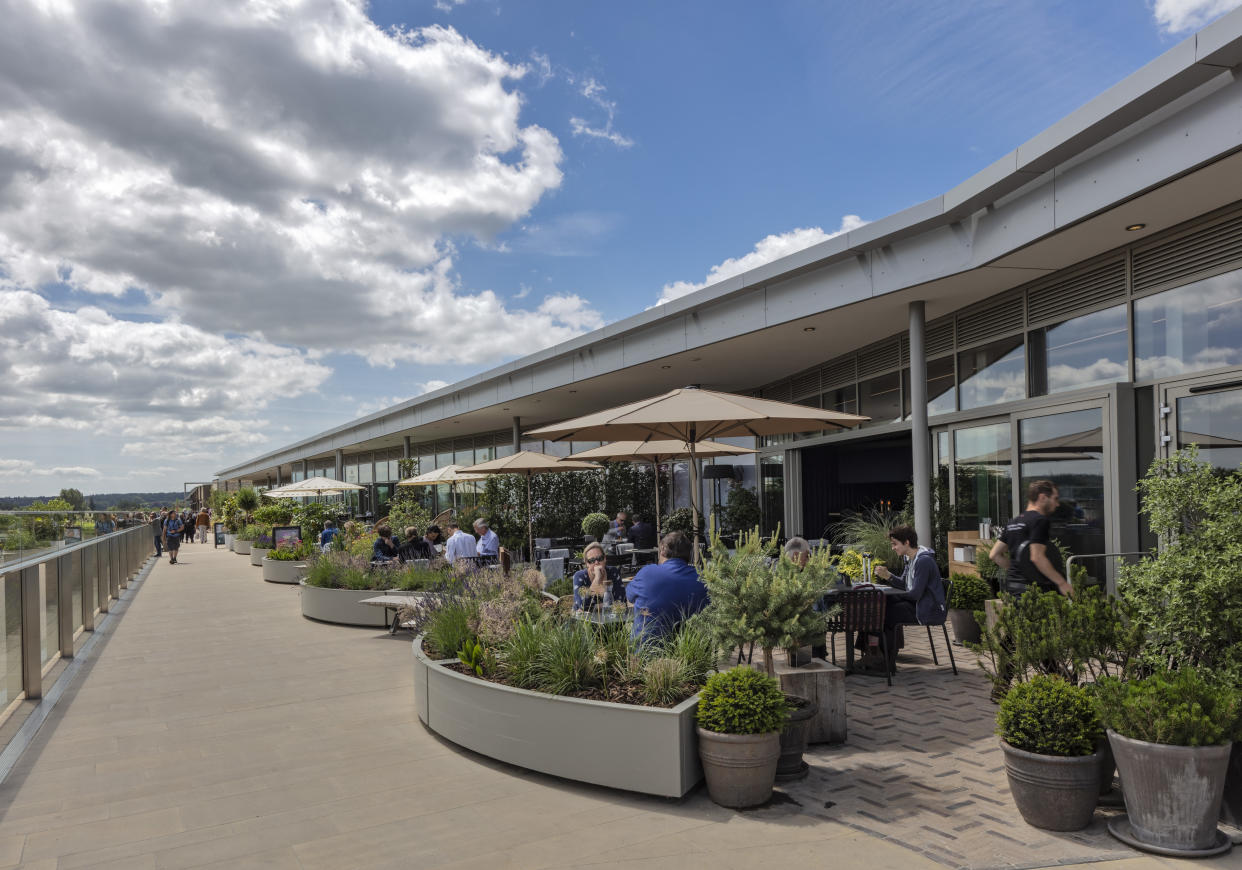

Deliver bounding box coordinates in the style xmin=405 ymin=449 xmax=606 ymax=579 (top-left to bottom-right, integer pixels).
xmin=572 ymin=541 xmax=624 ymax=610
xmin=625 ymin=531 xmax=708 ymax=642
xmin=627 ymin=513 xmax=656 ymax=549
xmin=443 ymin=519 xmax=476 ymax=564
xmin=872 ymin=525 xmax=947 ymax=671
xmin=474 ymin=519 xmax=500 ymax=559
xmin=400 ymin=526 xmax=434 ymax=560
xmin=319 ymin=520 xmax=339 ymax=551
xmin=371 ymin=525 xmax=399 ymax=564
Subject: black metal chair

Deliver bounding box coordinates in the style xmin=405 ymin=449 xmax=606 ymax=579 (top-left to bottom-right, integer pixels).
xmin=924 ymin=578 xmax=958 ymax=675
xmin=830 ymin=587 xmax=891 ymax=686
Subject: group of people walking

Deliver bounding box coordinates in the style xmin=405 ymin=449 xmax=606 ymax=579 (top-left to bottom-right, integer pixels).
xmin=150 ymin=507 xmax=210 ymax=564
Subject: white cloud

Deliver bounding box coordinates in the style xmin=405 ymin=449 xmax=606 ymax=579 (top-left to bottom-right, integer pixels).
xmin=655 ymin=216 xmax=868 ymax=306
xmin=0 ymin=459 xmax=100 ymax=479
xmin=0 ymin=1 xmax=601 ymax=368
xmin=569 ymin=78 xmax=633 ymax=148
xmin=435 ymin=0 xmax=468 ymax=11
xmin=1152 ymin=0 xmax=1242 ymax=33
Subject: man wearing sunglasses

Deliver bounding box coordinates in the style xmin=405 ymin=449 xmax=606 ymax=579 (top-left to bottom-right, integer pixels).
xmin=572 ymin=541 xmax=624 ymax=610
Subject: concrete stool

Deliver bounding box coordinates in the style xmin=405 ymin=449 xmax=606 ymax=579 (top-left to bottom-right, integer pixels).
xmin=775 ymin=658 xmax=846 ymax=744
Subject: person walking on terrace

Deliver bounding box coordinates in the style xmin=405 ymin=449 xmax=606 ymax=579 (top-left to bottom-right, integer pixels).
xmin=196 ymin=508 xmax=210 ymax=543
xmin=989 ymin=480 xmax=1072 ymax=597
xmin=163 ymin=510 xmax=184 ymax=565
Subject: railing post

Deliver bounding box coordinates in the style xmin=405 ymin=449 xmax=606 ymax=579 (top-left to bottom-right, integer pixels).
xmin=82 ymin=542 xmax=95 ymax=631
xmin=97 ymin=542 xmax=110 ymax=614
xmin=20 ymin=566 xmax=41 ymax=700
xmin=110 ymin=537 xmax=121 ymax=596
xmin=57 ymin=554 xmax=74 ymax=658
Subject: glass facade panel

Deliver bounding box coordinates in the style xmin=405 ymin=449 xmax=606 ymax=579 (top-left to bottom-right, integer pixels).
xmin=40 ymin=565 xmax=57 ymax=667
xmin=959 ymin=337 xmax=1025 ymax=410
xmin=357 ymin=453 xmax=373 ymax=484
xmin=542 ymin=439 xmax=571 ymax=458
xmin=1177 ymin=389 xmax=1242 ymax=472
xmin=435 ymin=448 xmax=453 ymax=470
xmin=496 ymin=442 xmax=515 ymax=458
xmin=953 ymin=422 xmax=1013 ymax=532
xmin=821 ymin=386 xmax=857 ymax=416
xmin=760 ymin=454 xmax=784 ymax=536
xmin=902 ymin=357 xmax=956 ymax=419
xmin=1135 ymin=269 xmax=1242 ymax=380
xmin=291 ymin=467 xmax=305 ymax=482
xmin=2 ymin=574 xmax=20 ymax=707
xmin=1031 ymin=305 xmax=1128 ymax=395
xmin=1019 ymin=408 xmax=1106 ymax=563
xmin=344 ymin=464 xmax=359 ymax=484
xmin=858 ymin=372 xmax=901 ymax=427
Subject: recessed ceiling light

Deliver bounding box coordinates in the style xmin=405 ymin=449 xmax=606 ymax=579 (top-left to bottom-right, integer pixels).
xmin=661 ymin=365 xmax=672 ymax=369
xmin=803 ymin=326 xmax=816 ymax=333
xmin=568 ymin=389 xmax=577 ymax=393
xmin=1125 ymin=223 xmax=1146 ymax=231
xmin=502 ymin=407 xmax=509 ymax=411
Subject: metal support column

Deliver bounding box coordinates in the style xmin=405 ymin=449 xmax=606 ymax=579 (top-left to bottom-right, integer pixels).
xmin=56 ymin=554 xmax=73 ymax=658
xmin=20 ymin=566 xmax=41 ymax=700
xmin=909 ymin=300 xmax=931 ymax=548
xmin=334 ymin=449 xmax=343 ymax=482
xmin=82 ymin=542 xmax=96 ymax=630
xmin=512 ymin=417 xmax=521 ymax=453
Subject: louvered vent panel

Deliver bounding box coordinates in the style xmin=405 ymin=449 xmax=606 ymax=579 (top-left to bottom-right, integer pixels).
xmin=857 ymin=341 xmax=900 ymax=379
xmin=791 ymin=370 xmax=821 ymax=400
xmin=763 ymin=381 xmax=793 ymax=402
xmin=820 ymin=358 xmax=856 ymax=388
xmin=956 ymin=295 xmax=1023 ymax=347
xmin=899 ymin=335 xmax=909 ymax=366
xmin=926 ymin=318 xmax=955 ymax=356
xmin=1027 ymin=260 xmax=1126 ymax=324
xmin=1133 ymin=213 xmax=1242 ymax=292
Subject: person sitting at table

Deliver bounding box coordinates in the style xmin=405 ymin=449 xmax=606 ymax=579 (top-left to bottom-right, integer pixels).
xmin=474 ymin=519 xmax=500 ymax=559
xmin=400 ymin=526 xmax=433 ymax=560
xmin=870 ymin=525 xmax=947 ymax=672
xmin=628 ymin=513 xmax=656 ymax=549
xmin=371 ymin=525 xmax=399 ymax=563
xmin=319 ymin=520 xmax=339 ymax=551
xmin=443 ymin=519 xmax=476 ymax=564
xmin=572 ymin=541 xmax=624 ymax=610
xmin=625 ymin=531 xmax=708 ymax=643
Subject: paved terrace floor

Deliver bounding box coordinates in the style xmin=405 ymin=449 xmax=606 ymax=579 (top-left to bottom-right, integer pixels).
xmin=0 ymin=545 xmax=1235 ymax=870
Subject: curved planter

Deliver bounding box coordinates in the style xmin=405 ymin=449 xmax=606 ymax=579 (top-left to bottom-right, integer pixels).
xmin=249 ymin=547 xmax=270 ymax=567
xmin=413 ymin=636 xmax=701 ymax=797
xmin=948 ymin=609 xmax=981 ymax=645
xmin=226 ymin=534 xmax=235 ymax=551
xmin=263 ymin=558 xmax=308 ymax=585
xmin=1000 ymin=740 xmax=1100 ymax=831
xmin=697 ymin=728 xmax=780 ymax=808
xmin=299 ymin=581 xmax=387 ymax=626
xmin=1108 ymin=729 xmax=1231 ymax=853
xmin=234 ymin=539 xmax=253 ymax=555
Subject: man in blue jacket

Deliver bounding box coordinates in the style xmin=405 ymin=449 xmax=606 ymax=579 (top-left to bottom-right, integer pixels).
xmin=625 ymin=531 xmax=707 ymax=643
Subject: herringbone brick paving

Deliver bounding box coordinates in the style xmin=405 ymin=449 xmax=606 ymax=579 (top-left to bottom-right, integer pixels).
xmin=774 ymin=631 xmax=1137 ymax=870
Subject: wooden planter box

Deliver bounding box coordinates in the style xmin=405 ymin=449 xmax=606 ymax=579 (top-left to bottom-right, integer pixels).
xmin=299 ymin=581 xmax=387 ymax=627
xmin=262 ymin=558 xmax=308 ymax=585
xmin=413 ymin=636 xmax=702 ymax=797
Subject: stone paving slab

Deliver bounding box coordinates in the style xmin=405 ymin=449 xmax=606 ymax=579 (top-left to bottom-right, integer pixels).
xmin=0 ymin=544 xmax=1223 ymax=869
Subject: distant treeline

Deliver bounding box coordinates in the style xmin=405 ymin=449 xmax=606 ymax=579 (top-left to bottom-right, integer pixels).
xmin=0 ymin=492 xmax=186 ymax=511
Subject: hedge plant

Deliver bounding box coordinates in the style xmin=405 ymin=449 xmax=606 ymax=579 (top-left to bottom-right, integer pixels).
xmin=697 ymin=666 xmax=789 ymax=735
xmin=1092 ymin=669 xmax=1242 ymax=747
xmin=581 ymin=512 xmax=610 ymax=541
xmin=996 ymin=676 xmax=1100 ymax=756
xmin=947 ymin=573 xmax=991 ymax=611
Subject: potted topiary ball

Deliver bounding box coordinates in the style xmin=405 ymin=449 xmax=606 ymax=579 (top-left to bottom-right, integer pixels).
xmin=997 ymin=675 xmax=1102 ymax=831
xmin=1094 ymin=669 xmax=1240 ymax=855
xmin=581 ymin=512 xmax=610 ymax=543
xmin=696 ymin=667 xmax=789 ymax=808
xmin=947 ymin=573 xmax=990 ymax=645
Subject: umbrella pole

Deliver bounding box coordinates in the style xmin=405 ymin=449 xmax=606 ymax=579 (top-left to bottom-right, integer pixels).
xmin=526 ymin=472 xmax=533 ymax=567
xmin=689 ymin=432 xmax=701 ymax=564
xmin=652 ymin=460 xmax=661 ymax=539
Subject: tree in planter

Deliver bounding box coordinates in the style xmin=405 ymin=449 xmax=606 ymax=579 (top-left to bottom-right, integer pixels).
xmin=719 ymin=481 xmax=761 ymax=534
xmin=664 ymin=507 xmax=703 ymax=540
xmin=699 ymin=528 xmax=832 ymax=676
xmin=581 ymin=512 xmax=609 ymax=542
xmin=1117 ymin=446 xmax=1242 ymax=679
xmin=235 ymin=487 xmax=260 ymax=516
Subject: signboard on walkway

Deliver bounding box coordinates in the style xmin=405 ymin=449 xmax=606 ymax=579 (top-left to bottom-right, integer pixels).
xmin=214 ymin=522 xmax=225 ymax=547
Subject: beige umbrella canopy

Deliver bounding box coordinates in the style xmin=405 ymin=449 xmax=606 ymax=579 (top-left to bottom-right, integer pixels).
xmin=528 ymin=386 xmax=868 ymax=550
xmin=457 ymin=451 xmax=601 ymax=561
xmin=396 ymin=463 xmax=491 ymax=511
xmin=263 ymin=476 xmax=365 ymax=498
xmin=565 ymin=440 xmax=756 ymax=537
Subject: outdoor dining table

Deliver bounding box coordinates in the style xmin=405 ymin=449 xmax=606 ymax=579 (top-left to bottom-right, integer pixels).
xmin=358 ymin=593 xmax=424 ymax=635
xmin=571 ymin=601 xmax=634 ymax=625
xmin=820 ymin=583 xmax=908 ymax=676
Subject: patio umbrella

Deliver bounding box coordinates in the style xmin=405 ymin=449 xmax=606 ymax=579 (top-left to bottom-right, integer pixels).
xmin=564 ymin=440 xmax=756 ymax=537
xmin=263 ymin=476 xmax=365 ymax=498
xmin=457 ymin=451 xmax=600 ymax=562
xmin=527 ymin=386 xmax=868 ymax=552
xmin=396 ymin=464 xmax=490 ymax=511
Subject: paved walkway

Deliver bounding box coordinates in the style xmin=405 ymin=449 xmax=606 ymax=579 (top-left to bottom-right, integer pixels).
xmin=0 ymin=545 xmax=1231 ymax=869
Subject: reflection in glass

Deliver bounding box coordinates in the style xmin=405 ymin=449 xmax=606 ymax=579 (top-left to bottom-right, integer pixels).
xmin=1135 ymin=268 xmax=1242 ymax=379
xmin=41 ymin=565 xmax=57 ymax=667
xmin=859 ymin=372 xmax=901 ymax=427
xmin=1177 ymin=389 xmax=1242 ymax=472
xmin=760 ymin=454 xmax=784 ymax=536
xmin=822 ymin=386 xmax=857 ymax=416
xmin=903 ymin=358 xmax=956 ymax=418
xmin=953 ymin=423 xmax=1013 ymax=531
xmin=344 ymin=464 xmax=359 ymax=484
xmin=1019 ymin=408 xmax=1105 ymax=561
xmin=435 ymin=449 xmax=453 ymax=470
xmin=958 ymin=337 xmax=1025 ymax=410
xmin=2 ymin=575 xmax=20 ymax=708
xmin=1030 ymin=305 xmax=1128 ymax=395
xmin=358 ymin=456 xmax=373 ymax=484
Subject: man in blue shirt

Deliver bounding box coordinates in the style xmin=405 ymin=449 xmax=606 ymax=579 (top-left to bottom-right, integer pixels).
xmin=625 ymin=531 xmax=708 ymax=642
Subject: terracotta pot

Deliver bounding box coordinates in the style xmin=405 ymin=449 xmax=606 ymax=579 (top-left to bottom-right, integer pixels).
xmin=696 ymin=727 xmax=779 ymax=809
xmin=1000 ymin=739 xmax=1100 ymax=831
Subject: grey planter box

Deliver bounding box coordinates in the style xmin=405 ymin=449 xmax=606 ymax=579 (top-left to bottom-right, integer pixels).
xmin=249 ymin=547 xmax=270 ymax=567
xmin=413 ymin=636 xmax=702 ymax=798
xmin=234 ymin=539 xmax=252 ymax=555
xmin=263 ymin=558 xmax=309 ymax=585
xmin=299 ymin=581 xmax=387 ymax=627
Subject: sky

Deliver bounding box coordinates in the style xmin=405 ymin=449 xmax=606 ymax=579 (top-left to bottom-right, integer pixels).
xmin=0 ymin=0 xmax=1238 ymax=497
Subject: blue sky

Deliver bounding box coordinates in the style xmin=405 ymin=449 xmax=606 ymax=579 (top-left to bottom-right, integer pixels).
xmin=0 ymin=0 xmax=1235 ymax=496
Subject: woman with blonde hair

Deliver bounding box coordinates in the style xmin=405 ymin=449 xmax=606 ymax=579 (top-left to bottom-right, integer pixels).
xmin=572 ymin=541 xmax=624 ymax=610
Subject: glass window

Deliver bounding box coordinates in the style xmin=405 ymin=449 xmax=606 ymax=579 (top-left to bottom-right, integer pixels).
xmin=793 ymin=395 xmax=823 ymax=441
xmin=953 ymin=422 xmax=1013 ymax=532
xmin=902 ymin=357 xmax=956 ymax=419
xmin=1135 ymin=269 xmax=1242 ymax=380
xmin=821 ymin=386 xmax=857 ymax=416
xmin=496 ymin=442 xmax=515 ymax=458
xmin=1030 ymin=305 xmax=1128 ymax=396
xmin=291 ymin=467 xmax=305 ymax=482
xmin=959 ymin=336 xmax=1025 ymax=410
xmin=454 ymin=446 xmax=475 ymax=468
xmin=760 ymin=454 xmax=784 ymax=536
xmin=434 ymin=446 xmax=453 ymax=469
xmin=344 ymin=464 xmax=359 ymax=484
xmin=859 ymin=372 xmax=901 ymax=427
xmin=1 ymin=574 xmax=21 ymax=708
xmin=1019 ymin=408 xmax=1105 ymax=560
xmin=542 ymin=440 xmax=571 ymax=458
xmin=357 ymin=453 xmax=373 ymax=484
xmin=1177 ymin=388 xmax=1242 ymax=472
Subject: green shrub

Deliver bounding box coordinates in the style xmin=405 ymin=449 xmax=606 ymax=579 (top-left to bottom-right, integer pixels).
xmin=533 ymin=619 xmax=597 ymax=695
xmin=720 ymin=481 xmax=761 ymax=534
xmin=347 ymin=533 xmax=377 ymax=558
xmin=544 ymin=576 xmax=573 ymax=597
xmin=664 ymin=507 xmax=702 ymax=538
xmin=1093 ymin=669 xmax=1242 ymax=747
xmin=831 ymin=507 xmax=904 ymax=574
xmin=642 ymin=658 xmax=689 ymax=706
xmin=696 ymin=667 xmax=789 ymax=735
xmin=266 ymin=542 xmax=316 ymax=561
xmin=974 ymin=543 xmax=1000 ymax=581
xmin=424 ymin=603 xmax=476 ymax=660
xmin=457 ymin=638 xmax=489 ymax=677
xmin=997 ymin=676 xmax=1100 ymax=756
xmin=948 ymin=573 xmax=991 ymax=611
xmin=581 ymin=512 xmax=610 ymax=542
xmin=236 ymin=524 xmax=261 ymax=541
xmin=304 ymin=553 xmax=369 ymax=589
xmin=655 ymin=612 xmax=718 ymax=686
xmin=499 ymin=616 xmax=553 ymax=688
xmin=253 ymin=503 xmax=293 ymax=527
xmin=235 ymin=487 xmax=260 ymax=513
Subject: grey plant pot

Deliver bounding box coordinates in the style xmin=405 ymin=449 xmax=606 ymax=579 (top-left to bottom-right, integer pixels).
xmin=776 ymin=696 xmax=815 ymax=781
xmin=1108 ymin=729 xmax=1231 ymax=852
xmin=948 ymin=608 xmax=981 ymax=645
xmin=263 ymin=558 xmax=309 ymax=585
xmin=1000 ymin=739 xmax=1100 ymax=831
xmin=249 ymin=547 xmax=270 ymax=567
xmin=234 ymin=539 xmax=252 ymax=555
xmin=1221 ymin=742 xmax=1242 ymax=826
xmin=697 ymin=727 xmax=780 ymax=809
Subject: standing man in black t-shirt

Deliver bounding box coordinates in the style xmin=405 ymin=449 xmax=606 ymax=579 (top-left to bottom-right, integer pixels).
xmin=988 ymin=480 xmax=1072 ymax=597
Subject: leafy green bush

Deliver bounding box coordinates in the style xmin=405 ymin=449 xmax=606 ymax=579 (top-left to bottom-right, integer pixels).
xmin=975 ymin=543 xmax=1000 ymax=581
xmin=997 ymin=676 xmax=1100 ymax=756
xmin=654 ymin=611 xmax=718 ymax=685
xmin=266 ymin=542 xmax=316 ymax=561
xmin=664 ymin=507 xmax=702 ymax=538
xmin=457 ymin=638 xmax=489 ymax=677
xmin=235 ymin=487 xmax=260 ymax=514
xmin=253 ymin=502 xmax=293 ymax=527
xmin=948 ymin=573 xmax=991 ymax=611
xmin=642 ymin=658 xmax=690 ymax=706
xmin=696 ymin=667 xmax=789 ymax=735
xmin=237 ymin=524 xmax=261 ymax=541
xmin=1093 ymin=669 xmax=1242 ymax=747
xmin=347 ymin=533 xmax=377 ymax=558
xmin=581 ymin=512 xmax=610 ymax=541
xmin=720 ymin=481 xmax=760 ymax=534
xmin=831 ymin=507 xmax=904 ymax=574
xmin=424 ymin=603 xmax=476 ymax=660
xmin=533 ymin=619 xmax=596 ymax=695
